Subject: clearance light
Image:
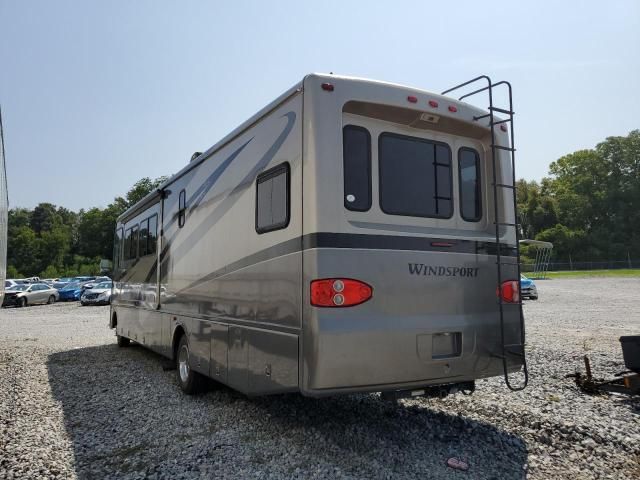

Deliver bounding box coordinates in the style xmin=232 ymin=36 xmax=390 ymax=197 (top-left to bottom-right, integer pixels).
xmin=407 ymin=95 xmax=418 ymax=103
xmin=497 ymin=280 xmax=520 ymax=304
xmin=428 ymin=100 xmax=439 ymax=108
xmin=448 ymin=105 xmax=457 ymax=112
xmin=500 ymin=124 xmax=508 ymax=132
xmin=321 ymin=83 xmax=334 ymax=92
xmin=310 ymin=278 xmax=373 ymax=307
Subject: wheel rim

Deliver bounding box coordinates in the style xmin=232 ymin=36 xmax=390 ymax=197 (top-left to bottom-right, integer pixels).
xmin=178 ymin=344 xmax=190 ymax=383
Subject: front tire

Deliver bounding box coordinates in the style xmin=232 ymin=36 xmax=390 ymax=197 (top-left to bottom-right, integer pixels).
xmin=176 ymin=335 xmax=204 ymax=394
xmin=18 ymin=297 xmax=27 ymax=308
xmin=117 ymin=335 xmax=130 ymax=347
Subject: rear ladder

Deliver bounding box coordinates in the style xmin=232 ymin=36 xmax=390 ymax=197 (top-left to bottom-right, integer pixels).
xmin=442 ymin=75 xmax=528 ymax=391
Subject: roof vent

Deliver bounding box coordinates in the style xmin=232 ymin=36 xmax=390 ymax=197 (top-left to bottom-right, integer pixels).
xmin=190 ymin=151 xmax=203 ymax=162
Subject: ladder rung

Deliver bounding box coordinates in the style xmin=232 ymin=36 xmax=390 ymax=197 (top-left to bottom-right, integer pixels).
xmin=490 ymin=106 xmax=515 ymax=115
xmin=493 ymin=183 xmax=516 ymax=189
xmin=491 ymin=118 xmax=512 ymax=126
xmin=494 ymin=222 xmax=519 ymax=226
xmin=473 ymin=113 xmax=491 ymax=121
xmin=491 ymin=144 xmax=515 ymax=151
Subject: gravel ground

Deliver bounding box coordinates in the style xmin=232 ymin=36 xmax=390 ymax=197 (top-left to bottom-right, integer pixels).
xmin=1 ymin=278 xmax=639 ymax=479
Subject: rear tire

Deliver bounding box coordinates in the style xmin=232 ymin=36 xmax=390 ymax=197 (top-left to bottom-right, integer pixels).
xmin=47 ymin=295 xmax=55 ymax=304
xmin=176 ymin=335 xmax=204 ymax=394
xmin=117 ymin=335 xmax=130 ymax=347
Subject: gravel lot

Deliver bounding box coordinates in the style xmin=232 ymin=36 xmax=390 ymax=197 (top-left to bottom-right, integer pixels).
xmin=1 ymin=278 xmax=639 ymax=479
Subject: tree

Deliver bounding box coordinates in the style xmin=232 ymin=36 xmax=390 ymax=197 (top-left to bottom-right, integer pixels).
xmin=6 ymin=175 xmax=166 ymax=278
xmin=125 ymin=176 xmax=167 ymax=207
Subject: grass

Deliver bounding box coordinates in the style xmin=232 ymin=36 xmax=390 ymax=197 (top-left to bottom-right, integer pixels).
xmin=530 ymin=269 xmax=640 ymax=279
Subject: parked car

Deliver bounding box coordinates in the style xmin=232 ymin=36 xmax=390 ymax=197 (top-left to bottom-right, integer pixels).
xmin=81 ymin=281 xmax=113 ymax=306
xmin=82 ymin=276 xmax=111 ymax=290
xmin=520 ymin=274 xmax=538 ymax=300
xmin=2 ymin=283 xmax=59 ymax=307
xmin=5 ymin=279 xmax=29 ymax=289
xmin=53 ymin=277 xmax=76 ymax=290
xmin=58 ymin=282 xmax=91 ymax=301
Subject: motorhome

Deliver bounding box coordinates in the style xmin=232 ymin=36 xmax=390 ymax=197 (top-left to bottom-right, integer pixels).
xmin=110 ymin=74 xmax=527 ymax=398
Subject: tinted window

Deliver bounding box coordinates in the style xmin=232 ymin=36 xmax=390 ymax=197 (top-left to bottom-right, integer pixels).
xmin=256 ymin=163 xmax=290 ymax=234
xmin=124 ymin=225 xmax=139 ymax=260
xmin=459 ymin=148 xmax=482 ymax=221
xmin=343 ymin=125 xmax=371 ymax=211
xmin=123 ymin=228 xmax=131 ymax=260
xmin=113 ymin=228 xmax=123 ymax=269
xmin=379 ymin=133 xmax=452 ymax=218
xmin=178 ymin=190 xmax=186 ymax=228
xmin=139 ymin=218 xmax=149 ymax=257
xmin=148 ymin=214 xmax=158 ymax=255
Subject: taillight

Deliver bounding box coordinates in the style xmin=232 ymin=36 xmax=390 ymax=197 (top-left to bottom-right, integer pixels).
xmin=310 ymin=278 xmax=373 ymax=307
xmin=497 ymin=280 xmax=520 ymax=303
xmin=321 ymin=83 xmax=334 ymax=92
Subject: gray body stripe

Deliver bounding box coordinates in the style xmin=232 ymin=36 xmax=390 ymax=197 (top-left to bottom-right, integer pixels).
xmin=173 ymin=232 xmax=517 ymax=296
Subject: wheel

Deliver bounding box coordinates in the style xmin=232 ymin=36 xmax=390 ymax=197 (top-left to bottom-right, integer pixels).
xmin=176 ymin=335 xmax=204 ymax=394
xmin=117 ymin=335 xmax=130 ymax=347
xmin=18 ymin=297 xmax=27 ymax=308
xmin=531 ymin=296 xmax=539 ymax=301
xmin=47 ymin=295 xmax=56 ymax=304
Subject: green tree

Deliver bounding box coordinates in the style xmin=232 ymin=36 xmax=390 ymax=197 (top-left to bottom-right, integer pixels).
xmin=125 ymin=176 xmax=167 ymax=207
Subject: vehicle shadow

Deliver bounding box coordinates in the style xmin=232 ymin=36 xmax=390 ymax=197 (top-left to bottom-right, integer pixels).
xmin=48 ymin=344 xmax=528 ymax=479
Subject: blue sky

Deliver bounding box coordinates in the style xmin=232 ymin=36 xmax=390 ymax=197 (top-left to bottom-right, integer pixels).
xmin=1 ymin=0 xmax=638 ymax=211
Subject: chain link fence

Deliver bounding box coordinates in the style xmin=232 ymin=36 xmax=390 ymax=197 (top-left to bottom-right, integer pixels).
xmin=521 ymin=259 xmax=640 ymax=272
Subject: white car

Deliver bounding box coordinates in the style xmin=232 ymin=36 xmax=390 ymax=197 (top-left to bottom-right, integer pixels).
xmin=80 ymin=281 xmax=113 ymax=306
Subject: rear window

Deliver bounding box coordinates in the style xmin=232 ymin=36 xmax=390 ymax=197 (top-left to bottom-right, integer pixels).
xmin=458 ymin=148 xmax=482 ymax=221
xmin=379 ymin=133 xmax=452 ymax=218
xmin=342 ymin=125 xmax=371 ymax=211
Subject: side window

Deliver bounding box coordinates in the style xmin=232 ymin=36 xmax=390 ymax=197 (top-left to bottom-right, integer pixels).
xmin=256 ymin=163 xmax=290 ymax=234
xmin=114 ymin=228 xmax=123 ymax=269
xmin=458 ymin=148 xmax=482 ymax=221
xmin=342 ymin=125 xmax=371 ymax=211
xmin=178 ymin=190 xmax=186 ymax=228
xmin=148 ymin=214 xmax=158 ymax=255
xmin=128 ymin=225 xmax=139 ymax=260
xmin=139 ymin=218 xmax=149 ymax=257
xmin=124 ymin=228 xmax=132 ymax=260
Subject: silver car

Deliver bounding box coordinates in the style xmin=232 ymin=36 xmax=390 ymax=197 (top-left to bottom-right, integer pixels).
xmin=80 ymin=281 xmax=113 ymax=306
xmin=2 ymin=283 xmax=59 ymax=307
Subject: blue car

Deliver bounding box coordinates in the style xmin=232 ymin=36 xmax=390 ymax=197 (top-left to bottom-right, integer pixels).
xmin=520 ymin=274 xmax=538 ymax=300
xmin=57 ymin=282 xmax=85 ymax=301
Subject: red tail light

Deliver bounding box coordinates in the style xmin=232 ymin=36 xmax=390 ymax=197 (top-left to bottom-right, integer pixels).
xmin=407 ymin=95 xmax=418 ymax=103
xmin=321 ymin=83 xmax=334 ymax=92
xmin=497 ymin=280 xmax=520 ymax=303
xmin=310 ymin=278 xmax=373 ymax=307
xmin=428 ymin=100 xmax=439 ymax=108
